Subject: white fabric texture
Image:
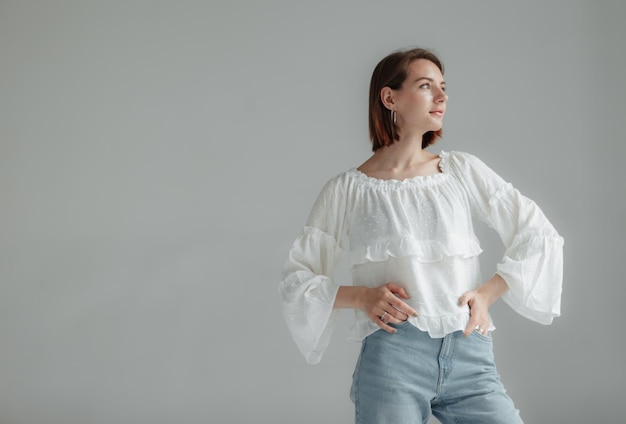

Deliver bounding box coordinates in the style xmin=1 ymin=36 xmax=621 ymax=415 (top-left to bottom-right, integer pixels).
xmin=279 ymin=151 xmax=564 ymax=364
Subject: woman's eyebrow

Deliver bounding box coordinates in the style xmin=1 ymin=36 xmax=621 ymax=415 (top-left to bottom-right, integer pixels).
xmin=414 ymin=77 xmax=446 ymax=85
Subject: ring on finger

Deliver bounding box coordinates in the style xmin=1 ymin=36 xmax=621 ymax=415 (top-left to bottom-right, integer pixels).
xmin=475 ymin=324 xmax=483 ymax=332
xmin=380 ymin=311 xmax=388 ymax=323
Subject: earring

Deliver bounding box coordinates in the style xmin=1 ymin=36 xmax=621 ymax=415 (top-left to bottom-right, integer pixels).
xmin=391 ymin=110 xmax=397 ymax=124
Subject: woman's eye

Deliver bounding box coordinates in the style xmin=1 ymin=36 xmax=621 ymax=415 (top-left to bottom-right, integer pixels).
xmin=420 ymin=83 xmax=430 ymax=89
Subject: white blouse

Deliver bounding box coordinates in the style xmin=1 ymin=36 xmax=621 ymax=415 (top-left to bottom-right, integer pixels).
xmin=280 ymin=150 xmax=564 ymax=364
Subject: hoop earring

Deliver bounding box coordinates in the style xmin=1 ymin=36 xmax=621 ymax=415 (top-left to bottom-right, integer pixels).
xmin=391 ymin=110 xmax=397 ymax=124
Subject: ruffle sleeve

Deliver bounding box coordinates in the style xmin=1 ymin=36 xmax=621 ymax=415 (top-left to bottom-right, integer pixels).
xmin=279 ymin=176 xmax=348 ymax=364
xmin=448 ymin=151 xmax=564 ymax=324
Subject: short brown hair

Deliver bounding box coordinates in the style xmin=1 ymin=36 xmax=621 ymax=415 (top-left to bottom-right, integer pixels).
xmin=368 ymin=48 xmax=444 ymax=151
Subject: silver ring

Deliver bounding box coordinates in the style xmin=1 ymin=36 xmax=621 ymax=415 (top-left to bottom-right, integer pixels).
xmin=380 ymin=312 xmax=388 ymax=323
xmin=475 ymin=325 xmax=482 ymax=332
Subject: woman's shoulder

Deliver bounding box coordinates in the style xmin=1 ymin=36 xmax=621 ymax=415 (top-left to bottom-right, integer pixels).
xmin=442 ymin=150 xmax=508 ymax=189
xmin=323 ymin=168 xmax=355 ymax=187
xmin=441 ymin=150 xmax=492 ymax=173
xmin=442 ymin=150 xmax=481 ymax=163
xmin=312 ymin=169 xmax=355 ymax=200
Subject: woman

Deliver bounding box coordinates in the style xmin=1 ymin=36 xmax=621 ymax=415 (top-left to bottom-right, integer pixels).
xmin=279 ymin=47 xmax=563 ymax=423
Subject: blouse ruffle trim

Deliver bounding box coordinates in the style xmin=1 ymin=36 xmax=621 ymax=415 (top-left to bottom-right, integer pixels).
xmin=349 ymin=311 xmax=488 ymax=342
xmin=345 ymin=151 xmax=452 ymax=188
xmin=350 ymin=234 xmax=482 ymax=266
xmin=438 ymin=150 xmax=451 ymax=173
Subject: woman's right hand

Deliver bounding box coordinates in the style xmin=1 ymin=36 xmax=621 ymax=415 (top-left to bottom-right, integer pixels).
xmin=335 ymin=283 xmax=418 ymax=334
xmin=360 ymin=283 xmax=418 ymax=333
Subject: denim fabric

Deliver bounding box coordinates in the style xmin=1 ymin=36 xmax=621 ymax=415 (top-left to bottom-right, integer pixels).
xmin=350 ymin=322 xmax=523 ymax=424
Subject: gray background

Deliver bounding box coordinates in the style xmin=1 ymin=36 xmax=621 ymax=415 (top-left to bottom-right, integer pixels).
xmin=1 ymin=1 xmax=624 ymax=423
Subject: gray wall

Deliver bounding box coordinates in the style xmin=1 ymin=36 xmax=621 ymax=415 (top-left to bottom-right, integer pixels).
xmin=1 ymin=1 xmax=624 ymax=423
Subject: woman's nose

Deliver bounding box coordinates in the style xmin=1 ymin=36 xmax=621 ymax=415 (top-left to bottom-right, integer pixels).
xmin=435 ymin=87 xmax=448 ymax=102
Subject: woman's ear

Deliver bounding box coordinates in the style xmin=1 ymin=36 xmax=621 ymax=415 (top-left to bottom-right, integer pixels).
xmin=380 ymin=86 xmax=395 ymax=111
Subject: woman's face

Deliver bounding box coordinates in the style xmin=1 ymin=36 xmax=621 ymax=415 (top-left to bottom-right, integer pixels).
xmin=390 ymin=59 xmax=448 ymax=134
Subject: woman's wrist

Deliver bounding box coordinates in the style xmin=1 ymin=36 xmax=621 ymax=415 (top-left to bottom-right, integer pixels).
xmin=334 ymin=285 xmax=368 ymax=310
xmin=477 ymin=273 xmax=510 ymax=305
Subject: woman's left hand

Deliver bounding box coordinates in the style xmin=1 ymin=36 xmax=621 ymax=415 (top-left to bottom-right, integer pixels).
xmin=458 ymin=274 xmax=510 ymax=337
xmin=458 ymin=290 xmax=491 ymax=337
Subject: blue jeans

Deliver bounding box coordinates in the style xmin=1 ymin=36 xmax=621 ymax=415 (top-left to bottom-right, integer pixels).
xmin=350 ymin=322 xmax=523 ymax=424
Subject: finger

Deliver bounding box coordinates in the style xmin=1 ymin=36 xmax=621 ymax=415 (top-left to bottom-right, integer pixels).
xmin=458 ymin=292 xmax=471 ymax=306
xmin=381 ymin=307 xmax=408 ymax=324
xmin=385 ymin=282 xmax=410 ymax=299
xmin=463 ymin=318 xmax=480 ymax=337
xmin=375 ymin=313 xmax=397 ymax=334
xmin=389 ymin=297 xmax=418 ymax=318
xmin=379 ymin=309 xmax=404 ymax=324
xmin=391 ymin=305 xmax=410 ymax=321
xmin=382 ymin=288 xmax=417 ymax=317
xmin=380 ymin=322 xmax=397 ymax=334
xmin=464 ymin=322 xmax=487 ymax=337
xmin=462 ymin=322 xmax=474 ymax=337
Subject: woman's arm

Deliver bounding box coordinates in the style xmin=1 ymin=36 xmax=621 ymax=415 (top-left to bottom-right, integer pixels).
xmin=449 ymin=152 xmax=563 ymax=325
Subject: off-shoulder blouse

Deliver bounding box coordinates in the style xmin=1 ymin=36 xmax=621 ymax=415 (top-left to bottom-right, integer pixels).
xmin=279 ymin=150 xmax=564 ymax=364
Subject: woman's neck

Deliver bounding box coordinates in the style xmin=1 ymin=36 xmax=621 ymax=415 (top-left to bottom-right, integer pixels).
xmin=358 ymin=135 xmax=440 ymax=179
xmin=373 ymin=135 xmax=434 ymax=169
